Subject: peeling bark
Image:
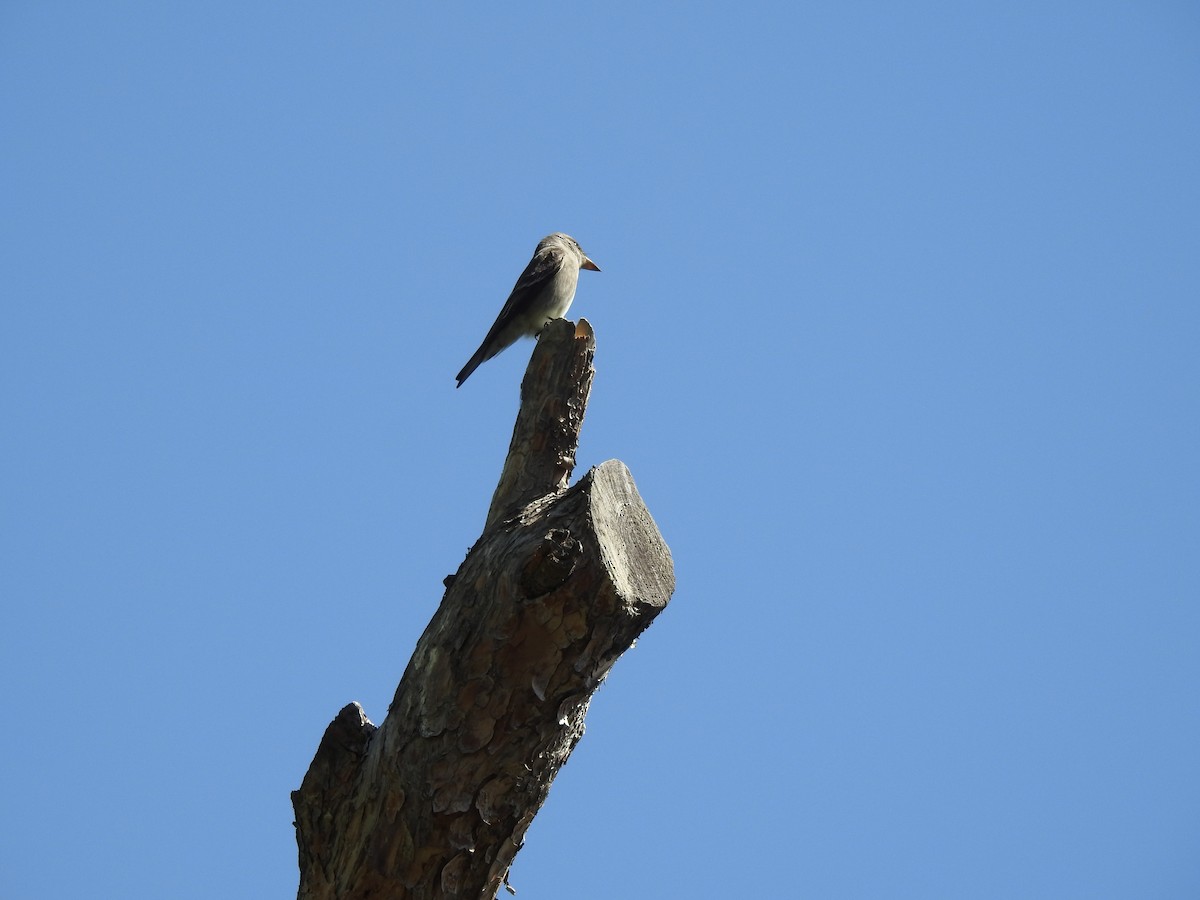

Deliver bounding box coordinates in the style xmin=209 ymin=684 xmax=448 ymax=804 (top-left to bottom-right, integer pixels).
xmin=293 ymin=319 xmax=674 ymax=899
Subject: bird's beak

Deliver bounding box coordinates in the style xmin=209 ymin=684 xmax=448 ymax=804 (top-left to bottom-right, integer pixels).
xmin=581 ymin=257 xmax=600 ymax=272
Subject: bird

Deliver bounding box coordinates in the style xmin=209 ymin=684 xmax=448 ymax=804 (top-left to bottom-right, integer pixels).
xmin=455 ymin=232 xmax=600 ymax=387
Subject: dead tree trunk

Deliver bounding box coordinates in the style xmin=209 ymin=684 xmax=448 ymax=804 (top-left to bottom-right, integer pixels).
xmin=292 ymin=319 xmax=675 ymax=899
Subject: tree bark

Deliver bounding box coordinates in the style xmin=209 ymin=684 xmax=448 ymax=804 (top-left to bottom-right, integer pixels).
xmin=292 ymin=319 xmax=675 ymax=899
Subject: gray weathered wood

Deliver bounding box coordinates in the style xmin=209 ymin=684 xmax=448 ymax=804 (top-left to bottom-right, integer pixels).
xmin=293 ymin=319 xmax=674 ymax=899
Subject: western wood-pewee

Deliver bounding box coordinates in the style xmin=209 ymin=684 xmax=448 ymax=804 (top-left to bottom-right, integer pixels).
xmin=455 ymin=232 xmax=600 ymax=387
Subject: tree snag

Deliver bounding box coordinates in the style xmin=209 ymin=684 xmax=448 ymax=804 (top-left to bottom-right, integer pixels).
xmin=292 ymin=318 xmax=675 ymax=899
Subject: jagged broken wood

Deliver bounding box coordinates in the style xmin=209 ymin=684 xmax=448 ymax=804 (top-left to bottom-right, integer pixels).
xmin=292 ymin=318 xmax=675 ymax=899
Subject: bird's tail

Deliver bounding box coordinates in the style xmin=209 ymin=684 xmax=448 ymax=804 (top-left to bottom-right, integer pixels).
xmin=455 ymin=344 xmax=489 ymax=388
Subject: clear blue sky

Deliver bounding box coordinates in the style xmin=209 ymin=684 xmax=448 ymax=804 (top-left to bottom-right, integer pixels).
xmin=3 ymin=3 xmax=1198 ymax=898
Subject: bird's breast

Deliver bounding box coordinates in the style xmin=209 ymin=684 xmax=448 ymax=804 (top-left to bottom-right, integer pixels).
xmin=541 ymin=266 xmax=580 ymax=319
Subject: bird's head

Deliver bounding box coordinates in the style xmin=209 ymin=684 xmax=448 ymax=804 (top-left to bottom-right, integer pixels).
xmin=542 ymin=232 xmax=600 ymax=272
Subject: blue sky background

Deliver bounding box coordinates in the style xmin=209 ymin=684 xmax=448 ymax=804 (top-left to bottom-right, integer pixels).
xmin=3 ymin=3 xmax=1198 ymax=898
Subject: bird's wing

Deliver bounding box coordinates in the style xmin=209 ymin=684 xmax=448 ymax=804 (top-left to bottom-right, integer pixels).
xmin=486 ymin=243 xmax=565 ymax=333
xmin=455 ymin=243 xmax=566 ymax=387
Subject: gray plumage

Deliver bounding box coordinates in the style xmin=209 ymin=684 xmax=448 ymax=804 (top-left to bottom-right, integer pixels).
xmin=456 ymin=232 xmax=600 ymax=387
